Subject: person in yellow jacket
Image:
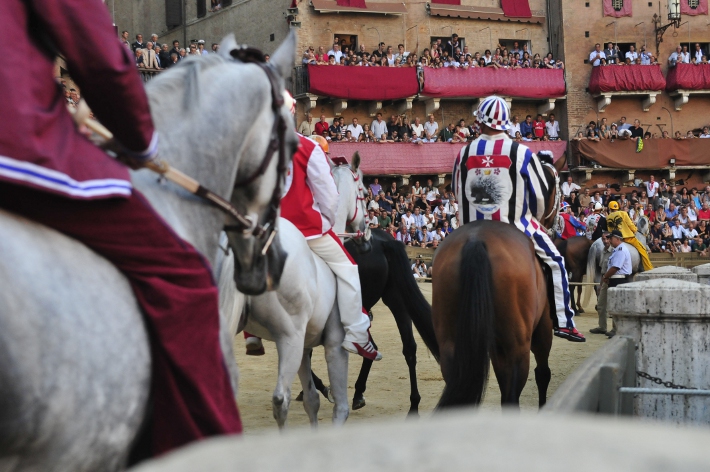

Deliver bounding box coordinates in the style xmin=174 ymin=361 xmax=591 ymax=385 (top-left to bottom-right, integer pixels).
xmin=606 ymin=200 xmax=654 ymax=271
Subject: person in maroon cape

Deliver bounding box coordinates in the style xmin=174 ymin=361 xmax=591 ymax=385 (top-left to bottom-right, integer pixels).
xmin=0 ymin=0 xmax=241 ymax=456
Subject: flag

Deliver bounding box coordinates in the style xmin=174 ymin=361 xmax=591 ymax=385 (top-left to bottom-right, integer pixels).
xmin=603 ymin=0 xmax=632 ymax=17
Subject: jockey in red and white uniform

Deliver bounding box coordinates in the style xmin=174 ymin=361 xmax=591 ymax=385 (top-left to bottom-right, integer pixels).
xmin=452 ymin=96 xmax=585 ymax=342
xmin=0 ymin=0 xmax=241 ymax=455
xmin=558 ymin=201 xmax=585 ymax=240
xmin=244 ymin=99 xmax=381 ymax=361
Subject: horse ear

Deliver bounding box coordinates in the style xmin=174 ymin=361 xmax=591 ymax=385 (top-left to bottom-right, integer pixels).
xmin=351 ymin=151 xmax=361 ymax=172
xmin=218 ymin=34 xmax=239 ymax=60
xmin=553 ymin=155 xmax=566 ymax=173
xmin=270 ymin=31 xmax=297 ymax=79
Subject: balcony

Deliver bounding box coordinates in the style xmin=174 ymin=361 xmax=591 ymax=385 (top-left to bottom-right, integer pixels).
xmin=665 ymin=64 xmax=710 ymax=110
xmin=588 ymin=65 xmax=666 ymax=112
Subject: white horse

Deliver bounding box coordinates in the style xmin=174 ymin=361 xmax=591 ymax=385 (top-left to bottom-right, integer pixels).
xmin=582 ymin=237 xmax=643 ymax=308
xmin=237 ymin=153 xmax=369 ymax=428
xmin=0 ymin=33 xmax=297 ymax=471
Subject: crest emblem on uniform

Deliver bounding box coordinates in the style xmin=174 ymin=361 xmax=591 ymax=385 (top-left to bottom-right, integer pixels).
xmin=283 ymin=161 xmax=294 ymax=196
xmin=465 ymin=154 xmax=513 ymax=216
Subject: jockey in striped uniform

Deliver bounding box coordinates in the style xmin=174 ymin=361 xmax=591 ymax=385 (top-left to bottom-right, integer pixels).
xmin=559 ymin=201 xmax=585 ymax=239
xmin=452 ymin=95 xmax=585 ymax=342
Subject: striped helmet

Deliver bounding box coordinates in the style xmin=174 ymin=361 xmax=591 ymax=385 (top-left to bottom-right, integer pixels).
xmin=476 ymin=95 xmax=511 ymax=131
xmin=560 ymin=201 xmax=570 ymax=210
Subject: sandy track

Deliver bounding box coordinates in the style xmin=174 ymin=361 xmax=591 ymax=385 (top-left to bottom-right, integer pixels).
xmin=234 ymin=284 xmax=606 ymax=435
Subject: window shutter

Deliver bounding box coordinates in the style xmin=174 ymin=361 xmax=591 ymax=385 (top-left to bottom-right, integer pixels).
xmin=197 ymin=0 xmax=206 ymax=18
xmin=611 ymin=0 xmax=624 ymax=11
xmin=165 ymin=0 xmax=182 ymax=28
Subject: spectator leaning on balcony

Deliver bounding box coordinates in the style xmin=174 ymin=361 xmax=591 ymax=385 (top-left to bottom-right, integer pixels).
xmin=298 ymin=113 xmax=314 ymax=137
xmin=371 ymin=113 xmax=387 ymax=140
xmin=520 ymin=115 xmax=534 ymax=138
xmin=639 ymin=45 xmax=652 ymax=65
xmin=589 ymin=43 xmax=605 ymax=66
xmin=628 ymin=119 xmax=644 ymax=141
xmin=680 ymin=45 xmax=691 ymax=63
xmin=346 ymin=118 xmax=363 ymax=141
xmin=439 ymin=123 xmax=456 ymax=143
xmin=424 ymin=114 xmax=439 ymax=142
xmin=328 ymin=43 xmax=343 ymax=62
xmin=625 ymin=45 xmax=638 ymax=62
xmin=507 ymin=115 xmax=521 ymax=138
xmin=668 ymin=45 xmax=682 ymax=66
xmin=694 ymin=43 xmax=705 ymax=62
xmin=150 ymin=34 xmax=161 ymax=50
xmin=142 ymin=42 xmax=161 ymax=70
xmin=533 ymin=114 xmax=545 ymax=139
xmin=132 ymin=33 xmax=145 ymax=52
xmin=314 ymin=114 xmax=329 ymax=137
xmin=159 ymin=44 xmax=171 ymax=66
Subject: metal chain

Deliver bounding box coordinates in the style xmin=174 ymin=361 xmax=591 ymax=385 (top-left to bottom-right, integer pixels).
xmin=637 ymin=371 xmax=691 ymax=390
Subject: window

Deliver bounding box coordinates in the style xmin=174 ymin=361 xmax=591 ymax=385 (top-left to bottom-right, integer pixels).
xmin=687 ymin=0 xmax=700 ymax=9
xmin=430 ymin=36 xmax=466 ymax=56
xmin=334 ymin=34 xmax=359 ymax=53
xmin=165 ymin=0 xmax=183 ymax=28
xmin=498 ymin=39 xmax=532 ymax=56
xmin=611 ymin=0 xmax=624 ymax=11
xmin=197 ymin=0 xmax=206 ymax=18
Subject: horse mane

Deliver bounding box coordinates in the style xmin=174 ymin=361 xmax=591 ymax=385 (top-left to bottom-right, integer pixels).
xmin=150 ymin=54 xmax=229 ymax=111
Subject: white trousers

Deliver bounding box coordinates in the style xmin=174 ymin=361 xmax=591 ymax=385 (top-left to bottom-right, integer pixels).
xmin=307 ymin=230 xmax=371 ymax=344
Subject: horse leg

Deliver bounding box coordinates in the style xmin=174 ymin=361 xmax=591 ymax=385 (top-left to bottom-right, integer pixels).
xmin=531 ymin=315 xmax=553 ymax=408
xmin=353 ymin=357 xmax=373 ymax=411
xmin=324 ymin=307 xmax=349 ymax=425
xmin=297 ymin=348 xmax=320 ymax=427
xmin=384 ymin=293 xmax=421 ymax=417
xmin=272 ymin=331 xmax=305 ymax=428
xmin=491 ymin=348 xmax=530 ymax=409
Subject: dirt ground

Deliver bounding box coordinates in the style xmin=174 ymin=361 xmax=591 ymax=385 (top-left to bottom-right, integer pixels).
xmin=234 ymin=284 xmax=607 ymax=435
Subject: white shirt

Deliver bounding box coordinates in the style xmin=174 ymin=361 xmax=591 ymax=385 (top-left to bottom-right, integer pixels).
xmin=371 ymin=120 xmax=388 ymax=139
xmin=645 ymin=180 xmax=659 ymax=198
xmin=424 ymin=121 xmax=439 ymax=139
xmin=625 ymin=51 xmax=638 ymax=62
xmin=545 ymin=120 xmax=560 ymax=138
xmin=411 ymin=123 xmax=424 ymax=138
xmin=346 ymin=124 xmax=363 ymax=140
xmin=609 ymin=244 xmax=633 ymax=275
xmin=700 ymin=133 xmax=710 ymax=139
xmin=507 ymin=122 xmax=521 ymax=138
xmin=426 ymin=188 xmax=440 ymax=202
xmin=680 ymin=51 xmax=690 ymax=63
xmin=561 ymin=181 xmax=581 ymax=197
xmin=695 ymin=49 xmax=705 ymax=62
xmin=401 ymin=213 xmax=415 ymax=228
xmin=640 ymin=52 xmax=651 ymax=65
xmin=672 ymin=224 xmax=685 ymax=239
xmin=327 ymin=49 xmax=343 ymax=62
xmin=589 ymin=50 xmax=606 ymax=66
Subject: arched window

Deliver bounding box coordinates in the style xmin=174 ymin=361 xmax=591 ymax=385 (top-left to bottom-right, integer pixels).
xmin=612 ymin=0 xmax=624 ymax=11
xmin=687 ymin=0 xmax=699 ymax=9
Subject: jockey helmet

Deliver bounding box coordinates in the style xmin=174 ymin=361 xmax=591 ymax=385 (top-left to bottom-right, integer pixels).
xmin=594 ymin=202 xmax=603 ymax=211
xmin=560 ymin=201 xmax=570 ymax=210
xmin=476 ymin=95 xmax=511 ymax=131
xmin=608 ymin=200 xmax=620 ymax=210
xmin=283 ymin=90 xmax=296 ymax=116
xmin=309 ymin=135 xmax=329 ymax=153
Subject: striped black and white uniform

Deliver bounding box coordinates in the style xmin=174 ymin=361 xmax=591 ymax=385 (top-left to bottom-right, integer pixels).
xmin=452 ymin=133 xmax=576 ymax=328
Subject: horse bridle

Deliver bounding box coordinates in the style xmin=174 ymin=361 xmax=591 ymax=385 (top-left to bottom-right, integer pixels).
xmin=541 ymin=162 xmax=561 ymax=222
xmin=345 ymin=168 xmax=365 ymax=227
xmin=216 ymin=46 xmax=288 ymax=255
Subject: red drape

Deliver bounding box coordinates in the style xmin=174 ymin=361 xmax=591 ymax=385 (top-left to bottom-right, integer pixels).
xmin=603 ymin=0 xmax=632 ymax=17
xmin=431 ymin=0 xmax=461 ymax=4
xmin=588 ymin=65 xmax=666 ymax=93
xmin=421 ymin=67 xmax=565 ymax=99
xmin=329 ymin=141 xmax=567 ymax=175
xmin=571 ymin=139 xmax=710 ymax=169
xmin=335 ymin=0 xmax=366 ymax=7
xmin=666 ymin=63 xmax=710 ymax=90
xmin=290 ymin=0 xmax=297 ymax=7
xmin=501 ymin=0 xmax=532 ymax=18
xmin=307 ymin=65 xmax=419 ymax=101
xmin=681 ymin=0 xmax=708 ymax=15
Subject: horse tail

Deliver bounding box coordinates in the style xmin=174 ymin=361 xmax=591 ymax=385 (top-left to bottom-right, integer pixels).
xmin=582 ymin=241 xmax=598 ymax=307
xmin=382 ymin=240 xmax=440 ymax=361
xmin=437 ymin=239 xmax=493 ymax=409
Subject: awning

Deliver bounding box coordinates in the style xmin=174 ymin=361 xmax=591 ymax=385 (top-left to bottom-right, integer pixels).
xmin=428 ymin=3 xmax=543 ymax=24
xmin=311 ymin=0 xmax=407 ymax=14
xmin=421 ymin=67 xmax=565 ymax=99
xmin=307 ymin=64 xmax=419 ymax=101
xmin=570 ymin=139 xmax=710 ymax=169
xmin=666 ymin=64 xmax=710 ymax=91
xmin=329 ymin=141 xmax=567 ymax=176
xmin=588 ymin=65 xmax=666 ymax=94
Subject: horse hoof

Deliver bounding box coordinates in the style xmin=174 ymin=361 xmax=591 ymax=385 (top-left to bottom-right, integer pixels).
xmin=321 ymin=386 xmax=335 ymax=404
xmin=406 ymin=410 xmax=420 ymax=420
xmin=295 ymin=391 xmax=304 ymax=402
xmin=352 ymin=397 xmax=366 ymax=410
xmin=577 ymin=307 xmax=585 ymax=313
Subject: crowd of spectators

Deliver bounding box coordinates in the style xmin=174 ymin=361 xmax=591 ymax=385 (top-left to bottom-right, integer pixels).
xmin=121 ymin=31 xmax=220 ymax=75
xmin=362 ymin=178 xmax=459 ymax=252
xmin=590 ymin=42 xmax=709 ymax=67
xmin=573 ymin=116 xmax=710 ymax=144
xmin=560 ymin=175 xmax=710 ymax=256
xmin=303 ymin=34 xmax=564 ymax=70
xmin=299 ymin=112 xmax=563 ymax=143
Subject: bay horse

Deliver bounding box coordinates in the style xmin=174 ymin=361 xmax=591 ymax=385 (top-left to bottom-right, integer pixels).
xmin=432 ymin=160 xmax=559 ymax=408
xmin=554 ymin=236 xmax=592 ymax=314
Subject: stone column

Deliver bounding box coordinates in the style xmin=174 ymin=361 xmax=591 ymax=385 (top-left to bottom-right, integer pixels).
xmin=608 ymin=279 xmax=710 ymax=425
xmin=634 ymin=266 xmax=698 ymax=283
xmin=692 ymin=263 xmax=710 ymax=286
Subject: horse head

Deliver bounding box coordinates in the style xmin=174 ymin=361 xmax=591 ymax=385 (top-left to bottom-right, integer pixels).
xmin=142 ymin=32 xmax=299 ymax=296
xmin=538 ymin=150 xmax=561 ymax=231
xmin=332 ymin=151 xmax=371 ymax=253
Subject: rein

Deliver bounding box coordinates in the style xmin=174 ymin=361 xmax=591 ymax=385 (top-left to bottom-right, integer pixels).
xmin=342 ymin=167 xmax=366 ymax=235
xmin=541 ymin=162 xmax=561 ymax=222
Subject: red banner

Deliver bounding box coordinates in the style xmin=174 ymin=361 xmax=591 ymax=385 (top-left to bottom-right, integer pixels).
xmin=328 ymin=141 xmax=567 ymax=176
xmin=421 ymin=67 xmax=565 ymax=99
xmin=501 ymin=0 xmax=532 ymax=18
xmin=681 ymin=0 xmax=708 ymax=15
xmin=588 ymin=65 xmax=665 ymax=93
xmin=336 ymin=0 xmax=366 ymax=7
xmin=307 ymin=65 xmax=419 ymax=101
xmin=603 ymin=0 xmax=632 ymax=17
xmin=666 ymin=63 xmax=710 ymax=91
